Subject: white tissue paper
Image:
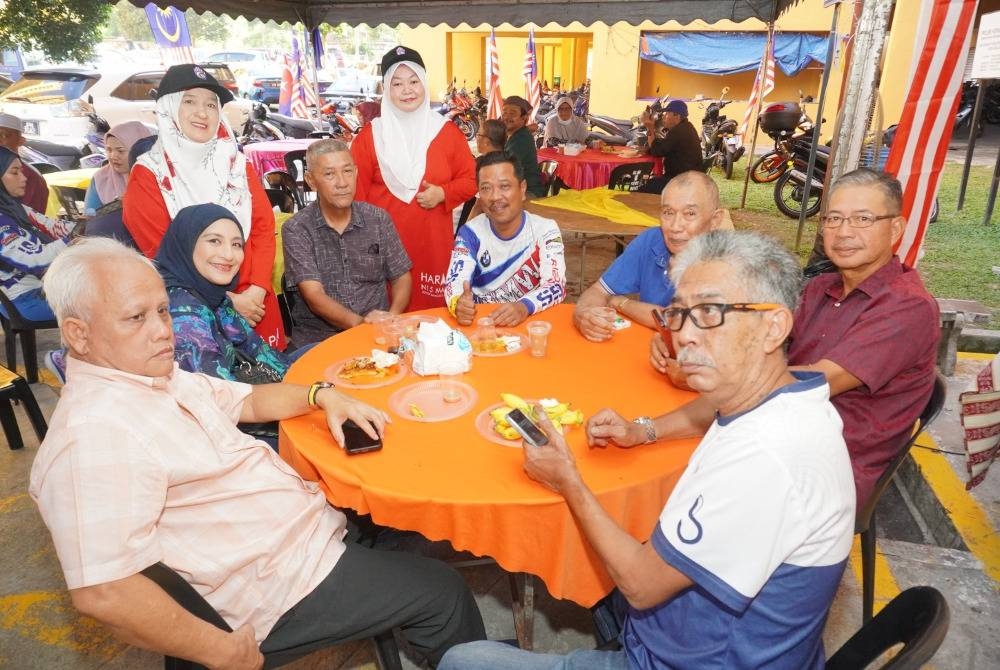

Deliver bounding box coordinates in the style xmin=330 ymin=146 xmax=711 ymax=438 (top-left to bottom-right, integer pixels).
xmin=410 ymin=319 xmax=473 ymax=376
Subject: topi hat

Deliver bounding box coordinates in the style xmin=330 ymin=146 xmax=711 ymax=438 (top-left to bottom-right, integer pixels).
xmin=155 ymin=64 xmax=234 ymax=105
xmin=503 ymin=95 xmax=532 ymax=117
xmin=381 ymin=45 xmax=425 ymax=76
xmin=0 ymin=113 xmax=23 ymax=133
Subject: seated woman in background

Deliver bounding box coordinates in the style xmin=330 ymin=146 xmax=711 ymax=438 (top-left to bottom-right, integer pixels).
xmin=155 ymin=203 xmax=290 ymax=383
xmin=0 ymin=147 xmax=77 ymax=321
xmin=82 ymin=121 xmax=153 ymax=215
xmin=476 ymin=119 xmax=506 ymax=155
xmin=543 ymin=96 xmax=589 ymax=146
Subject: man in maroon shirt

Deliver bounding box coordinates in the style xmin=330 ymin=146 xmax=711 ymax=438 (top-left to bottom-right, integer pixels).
xmin=638 ymin=168 xmax=939 ymax=510
xmin=0 ymin=113 xmax=50 ymax=213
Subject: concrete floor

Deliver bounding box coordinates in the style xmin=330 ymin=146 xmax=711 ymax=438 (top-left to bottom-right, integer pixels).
xmin=1 ymin=236 xmax=999 ymax=668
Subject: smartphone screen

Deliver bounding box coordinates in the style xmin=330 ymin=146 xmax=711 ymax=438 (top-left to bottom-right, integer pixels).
xmin=342 ymin=419 xmax=383 ymax=454
xmin=506 ymin=409 xmax=550 ymax=447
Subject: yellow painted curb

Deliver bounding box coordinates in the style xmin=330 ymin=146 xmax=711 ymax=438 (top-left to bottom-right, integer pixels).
xmin=847 ymin=535 xmax=901 ymax=618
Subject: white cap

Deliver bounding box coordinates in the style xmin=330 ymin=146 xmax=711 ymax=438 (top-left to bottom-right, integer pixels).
xmin=0 ymin=113 xmax=23 ymax=133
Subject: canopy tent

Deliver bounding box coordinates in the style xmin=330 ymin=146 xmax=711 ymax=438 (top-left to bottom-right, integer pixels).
xmin=123 ymin=1 xmax=802 ymax=29
xmin=640 ymin=31 xmax=827 ymax=76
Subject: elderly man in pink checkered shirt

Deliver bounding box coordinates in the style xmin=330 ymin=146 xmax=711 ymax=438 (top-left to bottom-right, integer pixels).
xmin=28 ymin=238 xmax=484 ymax=669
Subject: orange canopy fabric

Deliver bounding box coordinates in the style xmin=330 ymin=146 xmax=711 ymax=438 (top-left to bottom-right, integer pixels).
xmin=280 ymin=303 xmax=700 ymax=606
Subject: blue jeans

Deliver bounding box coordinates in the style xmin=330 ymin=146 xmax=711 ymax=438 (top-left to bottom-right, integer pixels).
xmin=439 ymin=641 xmax=630 ymax=670
xmin=0 ymin=288 xmax=55 ymax=322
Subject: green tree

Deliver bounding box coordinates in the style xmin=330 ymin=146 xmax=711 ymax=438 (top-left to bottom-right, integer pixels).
xmin=0 ymin=0 xmax=111 ymax=63
xmin=103 ymin=0 xmax=150 ymax=43
xmin=185 ymin=9 xmax=229 ymax=43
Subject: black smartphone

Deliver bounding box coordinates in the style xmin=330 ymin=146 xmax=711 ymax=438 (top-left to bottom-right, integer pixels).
xmin=505 ymin=409 xmax=550 ymax=447
xmin=342 ymin=419 xmax=383 ymax=455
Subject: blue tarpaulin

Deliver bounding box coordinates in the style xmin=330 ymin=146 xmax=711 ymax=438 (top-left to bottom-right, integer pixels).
xmin=640 ymin=32 xmax=828 ymax=77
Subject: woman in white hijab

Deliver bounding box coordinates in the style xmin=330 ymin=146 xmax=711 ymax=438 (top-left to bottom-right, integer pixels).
xmin=352 ymin=46 xmax=477 ymax=311
xmin=543 ymin=96 xmax=590 ymax=146
xmin=122 ymin=64 xmax=286 ymax=350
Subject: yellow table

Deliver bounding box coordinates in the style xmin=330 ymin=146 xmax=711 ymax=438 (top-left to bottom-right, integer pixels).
xmin=43 ymin=168 xmax=98 ymax=218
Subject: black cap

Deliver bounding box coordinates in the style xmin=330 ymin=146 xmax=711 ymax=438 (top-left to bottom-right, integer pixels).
xmin=156 ymin=64 xmax=234 ymax=105
xmin=381 ymin=45 xmax=425 ymax=77
xmin=503 ymin=95 xmax=532 ymax=117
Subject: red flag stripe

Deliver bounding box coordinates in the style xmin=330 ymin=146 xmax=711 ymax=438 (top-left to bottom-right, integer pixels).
xmin=886 ymin=0 xmax=978 ymax=267
xmin=487 ymin=29 xmax=503 ymax=120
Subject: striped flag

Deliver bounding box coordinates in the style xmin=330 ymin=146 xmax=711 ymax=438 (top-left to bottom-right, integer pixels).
xmin=144 ymin=4 xmax=194 ymax=65
xmin=522 ymin=28 xmax=541 ymax=121
xmin=886 ymin=0 xmax=978 ymax=267
xmin=289 ymin=34 xmax=319 ymax=120
xmin=738 ymin=27 xmax=776 ymax=141
xmin=278 ymin=54 xmax=293 ymax=116
xmin=487 ymin=29 xmax=504 ymax=120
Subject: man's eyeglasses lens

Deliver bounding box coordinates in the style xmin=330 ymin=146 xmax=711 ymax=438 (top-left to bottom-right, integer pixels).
xmin=658 ymin=303 xmax=780 ymax=331
xmin=821 ymin=213 xmax=896 ymax=229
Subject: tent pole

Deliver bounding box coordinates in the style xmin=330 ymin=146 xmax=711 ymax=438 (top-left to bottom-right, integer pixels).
xmin=794 ymin=2 xmax=841 ymax=251
xmin=957 ymin=78 xmax=987 ymax=211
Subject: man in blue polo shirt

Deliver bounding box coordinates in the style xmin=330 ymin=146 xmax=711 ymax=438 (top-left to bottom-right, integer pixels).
xmin=440 ymin=230 xmax=855 ymax=670
xmin=572 ymin=171 xmax=724 ymax=342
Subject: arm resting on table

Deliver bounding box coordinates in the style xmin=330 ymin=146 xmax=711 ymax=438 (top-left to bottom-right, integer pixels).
xmin=70 ymin=573 xmax=260 ymax=670
xmin=296 ymin=280 xmax=364 ymax=331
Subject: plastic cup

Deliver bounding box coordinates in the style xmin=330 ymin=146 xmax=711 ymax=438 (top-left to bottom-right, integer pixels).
xmin=475 ymin=316 xmax=497 ymax=341
xmin=382 ymin=321 xmax=404 ymax=350
xmin=438 ymin=360 xmax=466 ymax=403
xmin=527 ymin=320 xmax=552 ymax=358
xmin=371 ymin=313 xmax=392 ymax=345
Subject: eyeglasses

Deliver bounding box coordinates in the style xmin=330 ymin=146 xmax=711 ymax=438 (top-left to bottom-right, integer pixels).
xmin=655 ymin=302 xmax=781 ymax=331
xmin=820 ymin=213 xmax=897 ymax=229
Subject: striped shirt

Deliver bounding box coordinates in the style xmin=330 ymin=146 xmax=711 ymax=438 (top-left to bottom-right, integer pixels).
xmin=29 ymin=357 xmax=347 ymax=642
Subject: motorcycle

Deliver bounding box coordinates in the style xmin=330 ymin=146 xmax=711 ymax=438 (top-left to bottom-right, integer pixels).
xmin=954 ymin=80 xmax=984 ymax=138
xmin=436 ymin=81 xmax=482 ymax=141
xmin=22 ymin=110 xmax=110 ymax=172
xmin=245 ymin=103 xmax=334 ymax=143
xmin=772 ymin=127 xmax=829 ymax=219
xmin=699 ymin=87 xmax=743 ymax=180
xmin=750 ymin=97 xmax=815 ymax=184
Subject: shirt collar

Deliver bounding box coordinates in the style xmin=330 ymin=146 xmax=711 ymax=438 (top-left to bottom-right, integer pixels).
xmin=822 ymin=256 xmax=904 ymax=300
xmin=311 ymin=201 xmax=364 ymax=232
xmin=650 ymin=230 xmax=669 ymax=269
xmin=65 ymin=355 xmax=176 ymax=390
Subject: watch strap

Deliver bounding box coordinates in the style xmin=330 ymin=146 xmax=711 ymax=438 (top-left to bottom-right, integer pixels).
xmin=633 ymin=416 xmax=657 ymax=444
xmin=307 ymin=381 xmax=334 ymax=408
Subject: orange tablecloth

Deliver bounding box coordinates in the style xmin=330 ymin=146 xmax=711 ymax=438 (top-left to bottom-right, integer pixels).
xmin=243 ymin=138 xmax=318 ymax=176
xmin=538 ymin=147 xmax=663 ymax=190
xmin=279 ymin=303 xmax=699 ymax=607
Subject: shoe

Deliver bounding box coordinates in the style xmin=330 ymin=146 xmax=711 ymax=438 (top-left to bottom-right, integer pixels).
xmin=44 ymin=349 xmax=66 ymax=384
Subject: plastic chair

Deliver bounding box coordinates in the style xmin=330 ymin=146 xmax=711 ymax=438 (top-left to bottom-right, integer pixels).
xmin=856 ymin=373 xmax=947 ymax=623
xmin=0 ymin=288 xmax=58 ymax=383
xmin=141 ymin=562 xmax=403 ymax=670
xmin=262 ymin=170 xmax=303 ymax=211
xmin=264 ymin=188 xmax=296 ymax=213
xmin=283 ymin=150 xmax=313 ymax=203
xmin=50 ymin=185 xmax=86 ymax=220
xmin=607 ymin=162 xmax=654 ymax=191
xmin=539 ymin=160 xmax=562 ymax=197
xmin=0 ymin=364 xmax=47 ymax=450
xmin=826 ymin=586 xmax=950 ymax=670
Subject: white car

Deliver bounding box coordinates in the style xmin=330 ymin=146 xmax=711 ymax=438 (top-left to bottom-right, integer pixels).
xmin=0 ymin=64 xmax=252 ymax=149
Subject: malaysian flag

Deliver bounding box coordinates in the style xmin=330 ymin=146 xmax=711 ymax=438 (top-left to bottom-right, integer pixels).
xmin=487 ymin=29 xmax=504 ymax=120
xmin=144 ymin=4 xmax=194 ymax=66
xmin=278 ymin=53 xmax=293 ymax=116
xmin=738 ymin=27 xmax=776 ymax=141
xmin=288 ymin=34 xmax=319 ymax=120
xmin=886 ymin=0 xmax=978 ymax=267
xmin=522 ymin=28 xmax=541 ymax=121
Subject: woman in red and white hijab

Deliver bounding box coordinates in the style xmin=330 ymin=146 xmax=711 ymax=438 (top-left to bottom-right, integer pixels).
xmin=123 ymin=64 xmax=285 ymax=350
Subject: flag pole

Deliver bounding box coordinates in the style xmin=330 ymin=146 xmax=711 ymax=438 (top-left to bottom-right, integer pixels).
xmin=739 ymin=24 xmax=773 ymax=209
xmin=305 ymin=24 xmax=322 ymax=130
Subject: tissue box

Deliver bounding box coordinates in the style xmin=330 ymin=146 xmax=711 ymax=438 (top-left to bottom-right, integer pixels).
xmin=410 ymin=319 xmax=473 ymax=376
xmin=564 ymin=143 xmax=584 ymax=156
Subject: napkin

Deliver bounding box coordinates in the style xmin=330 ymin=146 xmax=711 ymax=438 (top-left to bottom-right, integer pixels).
xmin=410 ymin=319 xmax=473 ymax=376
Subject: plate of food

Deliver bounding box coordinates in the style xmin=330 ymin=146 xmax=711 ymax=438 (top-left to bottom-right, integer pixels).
xmin=618 ymin=148 xmax=641 ymax=158
xmin=325 ymin=351 xmax=407 ymax=389
xmin=475 ymin=393 xmax=585 ymax=447
xmin=388 ymin=380 xmax=478 ymax=422
xmin=470 ymin=329 xmax=527 ymax=357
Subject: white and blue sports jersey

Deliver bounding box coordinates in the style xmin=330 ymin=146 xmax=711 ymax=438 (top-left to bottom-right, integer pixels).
xmin=444 ymin=211 xmax=566 ymax=316
xmin=623 ymin=372 xmax=855 ymax=669
xmin=0 ymin=206 xmax=73 ymax=301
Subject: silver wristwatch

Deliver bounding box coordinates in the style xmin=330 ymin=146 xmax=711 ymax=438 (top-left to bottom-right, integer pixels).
xmin=632 ymin=416 xmax=657 ymax=444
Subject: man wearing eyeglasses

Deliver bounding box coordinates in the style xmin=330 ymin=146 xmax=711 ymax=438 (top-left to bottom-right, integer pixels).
xmin=440 ymin=229 xmax=855 ymax=669
xmin=573 ymin=171 xmax=725 ymax=341
xmin=648 ymin=168 xmax=938 ymax=511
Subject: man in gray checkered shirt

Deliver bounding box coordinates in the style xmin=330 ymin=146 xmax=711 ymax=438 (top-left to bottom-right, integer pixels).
xmin=282 ymin=139 xmax=412 ymax=345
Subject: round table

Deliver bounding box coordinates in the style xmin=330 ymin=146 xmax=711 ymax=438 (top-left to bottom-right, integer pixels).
xmin=243 ymin=138 xmax=319 ymax=176
xmin=538 ymin=147 xmax=663 ymax=190
xmin=279 ymin=303 xmax=698 ymax=607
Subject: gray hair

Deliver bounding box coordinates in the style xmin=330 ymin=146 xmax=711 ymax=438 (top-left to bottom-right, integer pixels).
xmin=828 ymin=167 xmax=903 ymax=213
xmin=669 ymin=230 xmax=802 ymax=310
xmin=666 ymin=170 xmax=722 ymax=210
xmin=306 ymin=138 xmax=352 ymax=167
xmin=43 ymin=237 xmax=155 ymax=323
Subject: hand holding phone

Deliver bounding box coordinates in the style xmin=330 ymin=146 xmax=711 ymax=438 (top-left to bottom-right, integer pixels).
xmin=505 ymin=408 xmax=550 ymax=447
xmin=651 ymin=308 xmax=676 ymax=358
xmin=342 ymin=419 xmax=383 ymax=454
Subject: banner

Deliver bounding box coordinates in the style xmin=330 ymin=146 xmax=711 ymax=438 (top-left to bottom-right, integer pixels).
xmin=522 ymin=28 xmax=541 ymax=121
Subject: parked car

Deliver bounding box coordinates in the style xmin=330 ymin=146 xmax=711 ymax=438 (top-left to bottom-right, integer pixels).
xmin=0 ymin=74 xmax=11 ymax=95
xmin=0 ymin=48 xmax=28 ymax=81
xmin=0 ymin=63 xmax=251 ymax=149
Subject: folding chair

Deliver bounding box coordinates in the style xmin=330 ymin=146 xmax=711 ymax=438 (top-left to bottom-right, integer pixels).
xmin=539 ymin=159 xmax=562 ymax=197
xmin=261 ymin=170 xmax=303 ymax=211
xmin=856 ymin=373 xmax=947 ymax=623
xmin=607 ymin=162 xmax=655 ymax=192
xmin=0 ymin=364 xmax=47 ymax=450
xmin=0 ymin=288 xmax=58 ymax=383
xmin=283 ymin=150 xmax=313 ymax=204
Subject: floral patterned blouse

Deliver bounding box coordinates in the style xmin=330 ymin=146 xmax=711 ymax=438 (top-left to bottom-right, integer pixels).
xmin=167 ymin=286 xmax=290 ymax=382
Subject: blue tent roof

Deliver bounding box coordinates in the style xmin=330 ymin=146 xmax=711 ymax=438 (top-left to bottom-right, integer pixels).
xmin=641 ymin=31 xmax=828 ymax=77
